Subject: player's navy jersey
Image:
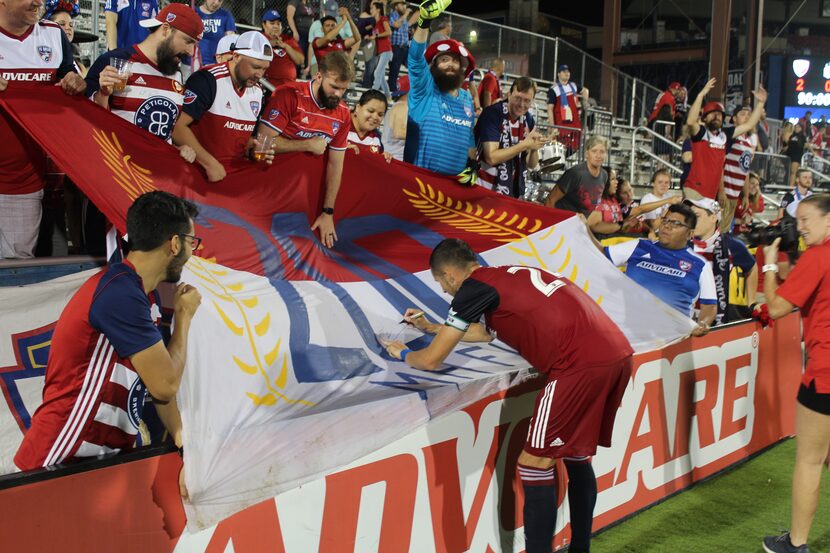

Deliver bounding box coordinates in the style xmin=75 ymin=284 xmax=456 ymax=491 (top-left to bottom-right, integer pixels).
xmin=182 ymin=63 xmax=264 ymax=164
xmin=445 ymin=266 xmax=633 ymax=373
xmin=404 ymin=40 xmax=475 ymax=176
xmin=0 ymin=20 xmax=75 ymax=195
xmin=15 ymin=261 xmax=162 ymax=470
xmin=86 ymin=46 xmax=185 ymax=142
xmin=604 ymin=239 xmax=717 ymax=317
xmin=104 ymin=0 xmax=158 ymax=49
xmin=260 ymin=80 xmax=350 ymax=150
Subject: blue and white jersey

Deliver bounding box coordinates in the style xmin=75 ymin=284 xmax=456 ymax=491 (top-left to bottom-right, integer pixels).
xmin=604 ymin=239 xmax=717 ymax=317
xmin=404 ymin=40 xmax=476 ymax=176
xmin=104 ymin=0 xmax=158 ymax=50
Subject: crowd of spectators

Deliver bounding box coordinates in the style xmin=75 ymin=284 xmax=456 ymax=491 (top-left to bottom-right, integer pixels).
xmin=0 ymin=0 xmax=825 ymax=335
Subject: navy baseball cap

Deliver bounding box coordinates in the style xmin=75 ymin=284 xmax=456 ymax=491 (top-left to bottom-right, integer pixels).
xmin=558 ymin=64 xmax=570 ymax=72
xmin=262 ymin=9 xmax=281 ymax=21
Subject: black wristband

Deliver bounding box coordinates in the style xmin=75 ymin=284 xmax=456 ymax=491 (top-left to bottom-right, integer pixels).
xmin=322 ymin=207 xmax=334 ymax=215
xmin=417 ymin=17 xmax=430 ymax=29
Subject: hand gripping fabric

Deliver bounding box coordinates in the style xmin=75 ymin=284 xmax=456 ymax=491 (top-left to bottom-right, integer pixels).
xmin=456 ymin=158 xmax=479 ymax=186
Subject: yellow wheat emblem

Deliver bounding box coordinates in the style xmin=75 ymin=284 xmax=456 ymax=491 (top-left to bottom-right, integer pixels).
xmin=188 ymin=257 xmax=314 ymax=409
xmin=92 ymin=129 xmax=157 ymax=201
xmin=403 ymin=178 xmax=601 ymax=304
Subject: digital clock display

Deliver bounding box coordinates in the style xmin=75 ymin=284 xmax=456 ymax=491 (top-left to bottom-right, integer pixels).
xmin=785 ymin=57 xmax=830 ymax=121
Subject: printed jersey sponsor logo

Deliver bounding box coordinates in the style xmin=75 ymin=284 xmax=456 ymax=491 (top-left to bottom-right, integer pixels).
xmin=134 ymin=96 xmax=180 ymax=139
xmin=224 ymin=121 xmax=256 ymax=132
xmin=441 ymin=114 xmax=473 ymax=128
xmin=636 ymin=261 xmax=687 ymax=278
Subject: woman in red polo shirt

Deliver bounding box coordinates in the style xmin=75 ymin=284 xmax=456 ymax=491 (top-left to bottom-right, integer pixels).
xmin=761 ymin=194 xmax=830 ymax=553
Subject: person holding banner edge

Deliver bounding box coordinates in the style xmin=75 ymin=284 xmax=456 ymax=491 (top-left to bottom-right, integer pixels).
xmin=384 ymin=238 xmax=634 ymax=553
xmin=761 ymin=194 xmax=830 ymax=553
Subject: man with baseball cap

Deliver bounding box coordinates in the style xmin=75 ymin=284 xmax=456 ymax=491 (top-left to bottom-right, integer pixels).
xmin=684 ymin=77 xmax=766 ymax=208
xmin=173 ymin=30 xmax=274 ymax=182
xmin=86 ymin=3 xmax=204 ymax=158
xmin=546 ymin=63 xmax=589 ymax=155
xmin=261 ymin=10 xmax=304 ymax=87
xmin=404 ymin=0 xmax=478 ymax=184
xmin=687 ymin=197 xmax=757 ymax=325
xmin=214 ymin=33 xmax=237 ymax=64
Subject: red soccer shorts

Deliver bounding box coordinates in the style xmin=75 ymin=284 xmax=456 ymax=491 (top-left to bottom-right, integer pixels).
xmin=524 ymin=356 xmax=633 ymax=459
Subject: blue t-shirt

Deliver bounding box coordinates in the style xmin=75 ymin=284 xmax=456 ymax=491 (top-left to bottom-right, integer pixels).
xmin=197 ymin=7 xmax=236 ymax=65
xmin=105 ymin=0 xmax=158 ymax=50
xmin=404 ymin=39 xmax=475 ymax=176
xmin=604 ymin=239 xmax=717 ymax=317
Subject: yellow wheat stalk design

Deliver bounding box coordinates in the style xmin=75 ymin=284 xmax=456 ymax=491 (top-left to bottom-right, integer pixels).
xmin=188 ymin=257 xmax=314 ymax=408
xmin=92 ymin=129 xmax=157 ymax=201
xmin=403 ymin=179 xmax=602 ymax=305
xmin=404 ymin=178 xmax=549 ymax=267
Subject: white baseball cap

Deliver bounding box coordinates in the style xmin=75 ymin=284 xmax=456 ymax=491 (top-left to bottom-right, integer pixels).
xmin=684 ymin=197 xmax=722 ymax=221
xmin=232 ymin=31 xmax=274 ymax=62
xmin=216 ymin=33 xmax=238 ymax=57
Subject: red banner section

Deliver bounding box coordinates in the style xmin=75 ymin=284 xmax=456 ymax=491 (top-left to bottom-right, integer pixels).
xmin=0 ymin=314 xmax=802 ymax=552
xmin=0 ymin=86 xmax=570 ymax=281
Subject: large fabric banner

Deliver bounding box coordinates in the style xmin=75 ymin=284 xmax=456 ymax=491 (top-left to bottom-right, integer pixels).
xmin=0 ymin=315 xmax=803 ymax=553
xmin=1 ymin=86 xmax=693 ymax=528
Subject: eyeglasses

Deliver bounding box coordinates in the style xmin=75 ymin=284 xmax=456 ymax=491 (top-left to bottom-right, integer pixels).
xmin=660 ymin=219 xmax=690 ymax=229
xmin=178 ymin=233 xmax=203 ymax=250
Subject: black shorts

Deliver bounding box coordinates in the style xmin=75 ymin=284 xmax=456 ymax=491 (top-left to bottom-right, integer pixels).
xmin=797 ymin=380 xmax=830 ymax=416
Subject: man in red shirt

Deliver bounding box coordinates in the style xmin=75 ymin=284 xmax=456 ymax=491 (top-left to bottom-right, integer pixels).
xmin=478 ymin=57 xmax=504 ymax=109
xmin=385 ymin=238 xmax=633 ymax=553
xmin=311 ymin=8 xmax=359 ymax=69
xmin=683 ymin=77 xmax=766 ymax=202
xmin=258 ymin=50 xmax=353 ymax=248
xmin=261 ymin=10 xmax=304 ymax=87
xmin=0 ymin=0 xmax=86 ymax=258
xmin=15 ymin=191 xmax=201 ymax=470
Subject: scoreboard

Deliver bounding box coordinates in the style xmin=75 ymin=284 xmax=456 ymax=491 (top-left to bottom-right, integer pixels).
xmin=784 ymin=56 xmax=830 ymax=121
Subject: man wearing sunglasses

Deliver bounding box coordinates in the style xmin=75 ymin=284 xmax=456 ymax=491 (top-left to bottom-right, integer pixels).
xmin=16 ymin=191 xmax=202 ymax=470
xmin=596 ymin=203 xmax=717 ymax=336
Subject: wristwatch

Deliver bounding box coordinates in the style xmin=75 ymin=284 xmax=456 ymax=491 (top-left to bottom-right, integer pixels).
xmin=322 ymin=207 xmax=334 ymax=215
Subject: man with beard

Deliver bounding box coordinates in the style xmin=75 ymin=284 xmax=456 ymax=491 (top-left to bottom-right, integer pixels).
xmin=173 ymin=30 xmax=273 ymax=182
xmin=684 ymin=77 xmax=766 ymax=204
xmin=86 ymin=3 xmax=204 ymax=163
xmin=404 ymin=0 xmax=478 ymax=183
xmin=257 ymin=51 xmax=353 ymax=248
xmin=15 ymin=191 xmax=202 ymax=470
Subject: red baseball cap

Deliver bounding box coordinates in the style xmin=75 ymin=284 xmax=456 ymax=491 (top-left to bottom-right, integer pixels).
xmin=393 ymin=75 xmax=410 ymax=98
xmin=425 ymin=39 xmax=477 ymax=77
xmin=139 ymin=4 xmax=204 ymax=41
xmin=702 ymin=101 xmax=725 ymax=117
xmin=668 ymin=81 xmax=682 ymax=90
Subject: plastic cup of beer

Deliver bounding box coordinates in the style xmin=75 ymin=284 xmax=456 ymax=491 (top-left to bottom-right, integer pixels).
xmin=109 ymin=58 xmax=132 ymax=91
xmin=254 ymin=132 xmax=275 ymax=162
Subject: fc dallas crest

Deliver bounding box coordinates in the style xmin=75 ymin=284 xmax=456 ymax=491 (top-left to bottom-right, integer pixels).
xmin=0 ymin=323 xmax=55 ymax=433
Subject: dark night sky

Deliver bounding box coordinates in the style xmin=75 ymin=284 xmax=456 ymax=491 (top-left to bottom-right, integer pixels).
xmin=451 ymin=1 xmax=606 ymax=27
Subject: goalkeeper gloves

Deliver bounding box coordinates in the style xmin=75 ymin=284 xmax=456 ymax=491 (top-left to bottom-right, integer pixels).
xmin=418 ymin=0 xmax=452 ymax=28
xmin=456 ymin=158 xmax=479 ymax=186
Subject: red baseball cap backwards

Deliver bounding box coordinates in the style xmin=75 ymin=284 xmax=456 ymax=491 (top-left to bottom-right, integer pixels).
xmin=139 ymin=4 xmax=205 ymax=41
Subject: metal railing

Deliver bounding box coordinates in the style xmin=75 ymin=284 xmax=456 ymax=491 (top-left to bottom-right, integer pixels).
xmin=628 ymin=126 xmax=682 ymax=184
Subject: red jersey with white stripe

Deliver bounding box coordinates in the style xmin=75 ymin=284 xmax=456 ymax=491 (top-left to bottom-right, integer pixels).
xmin=312 ymin=36 xmax=347 ymax=61
xmin=260 ymin=80 xmax=349 ymax=150
xmin=264 ymin=34 xmax=300 ymax=87
xmin=181 ymin=62 xmax=264 ymax=165
xmin=684 ymin=126 xmax=735 ymax=200
xmin=445 ymin=266 xmax=633 ymax=373
xmin=722 ymin=132 xmax=757 ymax=199
xmin=0 ymin=20 xmax=75 ymax=195
xmin=347 ymin=123 xmax=384 ymax=154
xmin=15 ymin=261 xmax=162 ymax=470
xmin=85 ymin=46 xmax=185 ymax=142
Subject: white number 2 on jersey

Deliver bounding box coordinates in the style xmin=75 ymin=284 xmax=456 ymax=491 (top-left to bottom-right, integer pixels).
xmin=506 ymin=266 xmax=566 ymax=297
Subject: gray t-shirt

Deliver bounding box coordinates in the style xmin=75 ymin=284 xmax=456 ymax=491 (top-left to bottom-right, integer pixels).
xmin=553 ymin=163 xmax=607 ymax=215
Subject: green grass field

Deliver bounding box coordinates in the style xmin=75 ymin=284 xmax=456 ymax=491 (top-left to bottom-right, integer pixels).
xmin=590 ymin=439 xmax=830 ymax=552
